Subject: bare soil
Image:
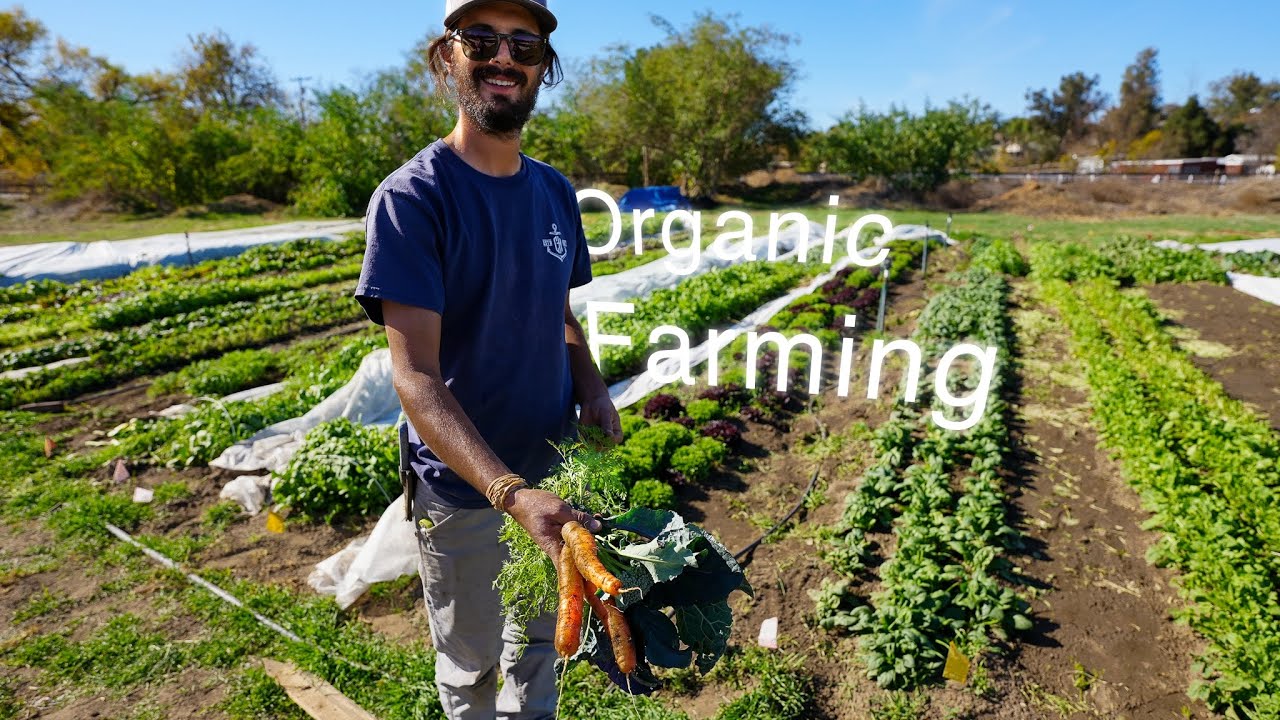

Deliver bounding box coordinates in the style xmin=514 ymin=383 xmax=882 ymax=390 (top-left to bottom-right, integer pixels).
xmin=1144 ymin=282 xmax=1280 ymax=431
xmin=973 ymin=177 xmax=1280 ymax=218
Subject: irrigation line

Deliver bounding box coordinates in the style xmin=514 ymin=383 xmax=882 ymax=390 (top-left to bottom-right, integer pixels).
xmin=103 ymin=522 xmax=433 ymax=692
xmin=732 ymin=466 xmax=822 ymax=563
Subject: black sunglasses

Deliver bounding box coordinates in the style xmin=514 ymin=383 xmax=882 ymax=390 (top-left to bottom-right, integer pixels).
xmin=449 ymin=26 xmax=549 ymax=66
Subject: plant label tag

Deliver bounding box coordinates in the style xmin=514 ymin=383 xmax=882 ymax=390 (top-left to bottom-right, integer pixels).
xmin=266 ymin=510 xmax=285 ymax=534
xmin=943 ymin=641 xmax=970 ymax=684
xmin=757 ymin=617 xmax=778 ymax=649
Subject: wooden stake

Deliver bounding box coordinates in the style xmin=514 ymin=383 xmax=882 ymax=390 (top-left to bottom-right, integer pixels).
xmin=260 ymin=658 xmax=379 ymax=720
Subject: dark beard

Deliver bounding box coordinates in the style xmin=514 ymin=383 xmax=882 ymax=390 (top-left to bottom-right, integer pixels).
xmin=455 ymin=66 xmax=539 ymax=137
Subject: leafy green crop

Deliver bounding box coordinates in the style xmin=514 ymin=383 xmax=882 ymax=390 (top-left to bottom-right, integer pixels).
xmin=273 ymin=418 xmax=399 ymax=524
xmin=1029 ymin=236 xmax=1227 ymax=285
xmin=1039 ymin=277 xmax=1280 ymax=715
xmin=818 ymin=263 xmax=1028 ymax=689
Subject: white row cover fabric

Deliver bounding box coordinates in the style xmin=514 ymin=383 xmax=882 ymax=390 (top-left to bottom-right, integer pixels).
xmin=219 ymin=475 xmax=273 ymax=516
xmin=307 ymin=494 xmax=418 ymax=609
xmin=608 ymin=254 xmax=858 ymax=409
xmin=209 ymin=349 xmax=401 ymax=473
xmin=157 ymin=382 xmax=287 ymax=419
xmin=1226 ymin=272 xmax=1280 ymax=307
xmin=0 ymin=356 xmax=89 ymax=381
xmin=1155 ymin=237 xmax=1280 ymax=254
xmin=570 ymin=220 xmax=817 ymax=316
xmin=569 ymin=222 xmax=952 ymax=317
xmin=0 ymin=220 xmax=363 ymax=286
xmin=1154 ymin=236 xmax=1280 ymax=307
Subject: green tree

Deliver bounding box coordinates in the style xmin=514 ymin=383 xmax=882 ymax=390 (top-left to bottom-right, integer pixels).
xmin=1208 ymin=72 xmax=1280 ymax=124
xmin=1160 ymin=95 xmax=1231 ymax=157
xmin=808 ymin=100 xmax=994 ymax=193
xmin=1104 ymin=47 xmax=1161 ymax=152
xmin=1025 ymin=71 xmax=1107 ymax=152
xmin=292 ymin=56 xmax=453 ymax=216
xmin=179 ymin=30 xmax=283 ymax=114
xmin=595 ymin=13 xmax=803 ymax=197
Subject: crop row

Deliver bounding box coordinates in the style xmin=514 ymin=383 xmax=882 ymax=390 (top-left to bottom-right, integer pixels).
xmin=2 ymin=260 xmax=365 ymax=353
xmin=0 ymin=286 xmax=365 ymax=409
xmin=0 ymin=235 xmax=364 ymax=319
xmin=1039 ymin=277 xmax=1280 ymax=715
xmin=594 ymin=261 xmax=814 ymax=383
xmin=815 ymin=257 xmax=1028 ymax=688
xmin=117 ymin=333 xmax=386 ymax=468
xmin=1029 ymin=235 xmax=1227 ymax=285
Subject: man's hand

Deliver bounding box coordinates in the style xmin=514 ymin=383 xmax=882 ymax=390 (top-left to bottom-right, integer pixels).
xmin=579 ymin=394 xmax=623 ymax=445
xmin=505 ymin=488 xmax=602 ymax=567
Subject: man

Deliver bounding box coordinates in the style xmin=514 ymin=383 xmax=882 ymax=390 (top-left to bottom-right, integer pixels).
xmin=353 ymin=1 xmax=622 ymax=718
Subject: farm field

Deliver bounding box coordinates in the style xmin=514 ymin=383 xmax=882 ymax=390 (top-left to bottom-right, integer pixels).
xmin=1 ymin=206 xmax=1279 ymax=720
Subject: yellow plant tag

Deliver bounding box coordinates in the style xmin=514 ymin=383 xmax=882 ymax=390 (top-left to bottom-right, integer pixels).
xmin=266 ymin=510 xmax=285 ymax=534
xmin=943 ymin=641 xmax=970 ymax=684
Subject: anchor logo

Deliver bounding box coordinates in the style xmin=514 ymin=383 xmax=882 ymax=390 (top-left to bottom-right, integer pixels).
xmin=542 ymin=223 xmax=567 ymax=262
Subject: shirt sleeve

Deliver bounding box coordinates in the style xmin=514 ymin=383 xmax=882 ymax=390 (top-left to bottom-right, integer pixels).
xmin=568 ymin=187 xmax=593 ymax=290
xmin=354 ymin=188 xmax=446 ymax=326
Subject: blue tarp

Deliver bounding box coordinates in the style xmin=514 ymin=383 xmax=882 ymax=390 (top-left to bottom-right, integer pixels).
xmin=618 ymin=186 xmax=691 ymax=213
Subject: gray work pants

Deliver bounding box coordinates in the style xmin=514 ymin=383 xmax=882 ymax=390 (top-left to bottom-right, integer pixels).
xmin=414 ymin=495 xmax=558 ymax=720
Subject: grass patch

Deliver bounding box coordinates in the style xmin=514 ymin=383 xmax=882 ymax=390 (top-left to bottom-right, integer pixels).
xmin=870 ymin=690 xmax=930 ymax=720
xmin=0 ymin=211 xmax=337 ymax=247
xmin=152 ymin=480 xmax=191 ymax=505
xmin=221 ymin=666 xmax=310 ymax=720
xmin=3 ymin=614 xmax=187 ymax=692
xmin=707 ymin=646 xmax=815 ymax=720
xmin=12 ymin=587 xmax=73 ymax=623
xmin=203 ymin=501 xmax=243 ymax=531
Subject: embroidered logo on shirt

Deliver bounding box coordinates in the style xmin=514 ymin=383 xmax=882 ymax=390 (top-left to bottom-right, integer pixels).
xmin=542 ymin=223 xmax=567 ymax=262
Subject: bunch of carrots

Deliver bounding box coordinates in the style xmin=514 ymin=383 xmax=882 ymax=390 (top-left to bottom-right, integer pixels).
xmin=556 ymin=520 xmax=636 ymax=674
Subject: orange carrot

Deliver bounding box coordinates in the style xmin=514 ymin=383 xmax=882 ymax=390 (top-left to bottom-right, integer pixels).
xmin=584 ymin=578 xmax=637 ymax=674
xmin=555 ymin=543 xmax=584 ymax=658
xmin=561 ymin=521 xmax=624 ymax=596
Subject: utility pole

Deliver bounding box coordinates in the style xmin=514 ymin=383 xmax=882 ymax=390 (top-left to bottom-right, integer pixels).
xmin=289 ymin=76 xmax=313 ymax=126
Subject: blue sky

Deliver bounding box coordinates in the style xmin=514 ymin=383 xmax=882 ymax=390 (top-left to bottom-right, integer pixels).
xmin=23 ymin=0 xmax=1280 ymax=128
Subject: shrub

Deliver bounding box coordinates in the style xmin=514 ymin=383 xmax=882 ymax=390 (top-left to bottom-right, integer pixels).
xmin=620 ymin=414 xmax=648 ymax=440
xmin=769 ymin=310 xmax=795 ymax=329
xmin=669 ymin=438 xmax=729 ymax=484
xmin=628 ymin=422 xmax=693 ymax=466
xmin=272 ymin=418 xmax=398 ymax=524
xmin=629 ymin=479 xmax=677 ymax=510
xmin=643 ymin=394 xmax=686 ymax=420
xmin=789 ymin=311 xmax=827 ymax=330
xmin=615 ymin=444 xmax=657 ymax=490
xmin=686 ymin=398 xmax=727 ymax=424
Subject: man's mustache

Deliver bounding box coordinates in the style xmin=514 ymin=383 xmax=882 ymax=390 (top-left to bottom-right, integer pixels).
xmin=473 ymin=67 xmax=527 ymax=87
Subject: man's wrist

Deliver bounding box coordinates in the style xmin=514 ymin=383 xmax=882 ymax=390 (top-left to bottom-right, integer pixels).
xmin=485 ymin=473 xmax=528 ymax=513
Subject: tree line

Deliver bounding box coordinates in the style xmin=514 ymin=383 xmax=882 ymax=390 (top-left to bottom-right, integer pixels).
xmin=1 ymin=8 xmax=1277 ymax=218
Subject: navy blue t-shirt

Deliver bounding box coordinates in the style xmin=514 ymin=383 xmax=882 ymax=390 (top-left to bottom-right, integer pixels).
xmin=354 ymin=139 xmax=593 ymax=508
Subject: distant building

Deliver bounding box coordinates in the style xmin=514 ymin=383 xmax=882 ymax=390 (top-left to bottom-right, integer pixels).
xmin=1219 ymin=154 xmax=1277 ymax=176
xmin=1110 ymin=157 xmax=1222 ymax=175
